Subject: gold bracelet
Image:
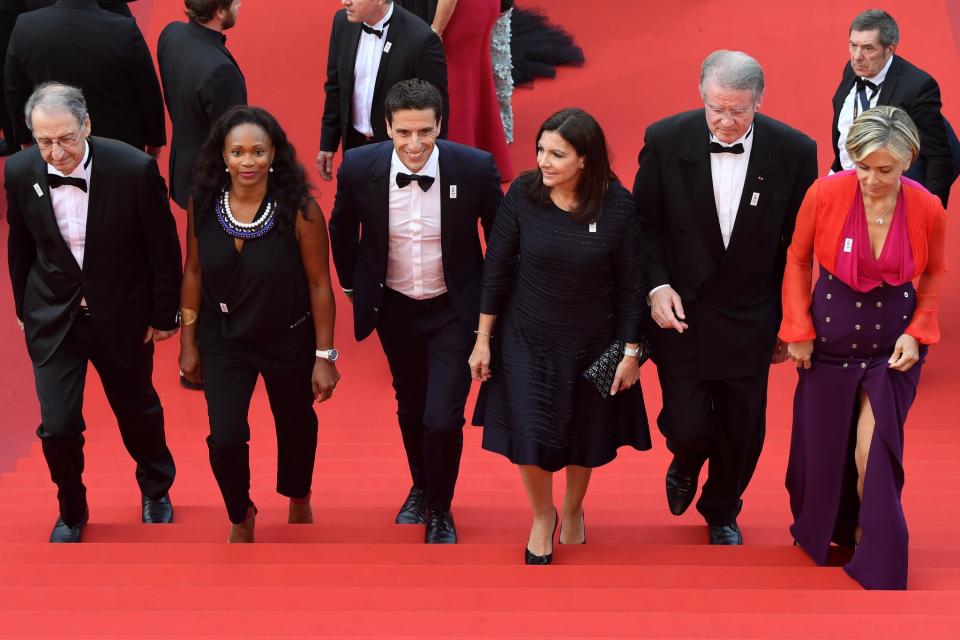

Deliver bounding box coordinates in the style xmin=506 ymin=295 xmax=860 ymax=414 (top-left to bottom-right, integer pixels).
xmin=180 ymin=308 xmax=199 ymax=327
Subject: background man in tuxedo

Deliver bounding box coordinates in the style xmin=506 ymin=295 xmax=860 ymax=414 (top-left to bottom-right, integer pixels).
xmin=5 ymin=83 xmax=182 ymax=542
xmin=25 ymin=0 xmax=135 ymax=14
xmin=4 ymin=0 xmax=165 ymax=154
xmin=328 ymin=80 xmax=501 ymax=544
xmin=316 ymin=0 xmax=448 ymax=181
xmin=158 ymin=0 xmax=246 ymax=213
xmin=634 ymin=51 xmax=817 ymax=545
xmin=831 ymin=9 xmax=956 ymax=207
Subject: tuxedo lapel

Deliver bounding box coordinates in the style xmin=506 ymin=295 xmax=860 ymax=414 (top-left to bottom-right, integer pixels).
xmin=678 ymin=116 xmax=725 ymax=265
xmin=372 ymin=12 xmax=400 ymax=105
xmin=436 ymin=142 xmax=459 ymax=265
xmin=368 ymin=143 xmax=393 ymax=262
xmin=31 ymin=152 xmax=81 ymax=274
xmin=83 ymin=139 xmax=111 ymax=272
xmin=725 ymin=117 xmax=780 ymax=254
xmin=876 ymin=56 xmax=903 ymax=106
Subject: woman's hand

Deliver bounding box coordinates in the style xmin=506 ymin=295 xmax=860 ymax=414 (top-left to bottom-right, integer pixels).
xmin=888 ymin=333 xmax=920 ymax=372
xmin=178 ymin=343 xmax=203 ymax=386
xmin=787 ymin=340 xmax=814 ymax=369
xmin=313 ymin=359 xmax=340 ymax=403
xmin=610 ymin=355 xmax=640 ymax=396
xmin=468 ymin=339 xmax=491 ymax=381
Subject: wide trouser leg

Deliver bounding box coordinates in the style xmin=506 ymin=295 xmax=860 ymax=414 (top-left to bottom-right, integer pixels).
xmin=90 ymin=334 xmax=175 ymax=500
xmin=696 ymin=374 xmax=769 ymax=526
xmin=262 ymin=355 xmax=319 ymax=500
xmin=655 ymin=369 xmax=714 ymax=475
xmin=201 ymin=346 xmax=259 ymax=524
xmin=33 ymin=318 xmax=92 ymax=527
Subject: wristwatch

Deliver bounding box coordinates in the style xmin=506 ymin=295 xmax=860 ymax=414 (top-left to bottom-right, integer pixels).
xmin=623 ymin=345 xmax=640 ymax=357
xmin=315 ymin=348 xmax=339 ymax=363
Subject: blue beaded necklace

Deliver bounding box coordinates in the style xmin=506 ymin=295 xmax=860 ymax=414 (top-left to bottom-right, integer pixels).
xmin=215 ymin=187 xmax=277 ymax=239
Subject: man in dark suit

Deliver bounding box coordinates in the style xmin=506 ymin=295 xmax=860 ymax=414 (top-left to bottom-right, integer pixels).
xmin=831 ymin=9 xmax=955 ymax=207
xmin=4 ymin=0 xmax=165 ymax=153
xmin=329 ymin=80 xmax=501 ymax=543
xmin=26 ymin=0 xmax=135 ymax=14
xmin=5 ymin=83 xmax=182 ymax=542
xmin=316 ymin=0 xmax=448 ymax=182
xmin=634 ymin=51 xmax=817 ymax=545
xmin=158 ymin=0 xmax=246 ymax=211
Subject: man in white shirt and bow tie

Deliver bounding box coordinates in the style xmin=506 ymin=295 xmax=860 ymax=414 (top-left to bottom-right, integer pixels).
xmin=633 ymin=51 xmax=817 ymax=546
xmin=328 ymin=80 xmax=501 ymax=544
xmin=317 ymin=0 xmax=448 ymax=182
xmin=5 ymin=82 xmax=182 ymax=542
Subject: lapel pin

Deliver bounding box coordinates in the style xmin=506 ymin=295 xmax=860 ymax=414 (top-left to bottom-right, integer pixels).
xmin=757 ymin=176 xmax=765 ymax=181
xmin=588 ymin=222 xmax=597 ymax=233
xmin=384 ymin=41 xmax=392 ymax=53
xmin=33 ymin=183 xmax=44 ymax=198
xmin=750 ymin=192 xmax=760 ymax=207
xmin=449 ymin=185 xmax=457 ymax=199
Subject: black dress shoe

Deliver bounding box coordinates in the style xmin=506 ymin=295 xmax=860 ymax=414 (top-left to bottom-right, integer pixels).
xmin=395 ymin=487 xmax=426 ymax=524
xmin=709 ymin=522 xmax=743 ymax=545
xmin=665 ymin=458 xmax=698 ymax=516
xmin=424 ymin=510 xmax=457 ymax=544
xmin=49 ymin=510 xmax=88 ymax=543
xmin=142 ymin=494 xmax=174 ymax=523
xmin=525 ymin=510 xmax=559 ymax=565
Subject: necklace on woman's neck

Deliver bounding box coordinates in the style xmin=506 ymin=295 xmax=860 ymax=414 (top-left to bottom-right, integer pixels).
xmin=870 ymin=198 xmax=896 ymax=225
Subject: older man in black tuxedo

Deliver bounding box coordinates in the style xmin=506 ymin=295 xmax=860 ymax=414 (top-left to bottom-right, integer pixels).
xmin=831 ymin=9 xmax=956 ymax=207
xmin=316 ymin=0 xmax=448 ymax=181
xmin=5 ymin=83 xmax=182 ymax=542
xmin=634 ymin=51 xmax=817 ymax=546
xmin=329 ymin=80 xmax=500 ymax=544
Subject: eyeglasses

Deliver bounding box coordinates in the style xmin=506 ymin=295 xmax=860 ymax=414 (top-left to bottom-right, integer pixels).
xmin=704 ymin=104 xmax=756 ymax=122
xmin=34 ymin=128 xmax=84 ymax=151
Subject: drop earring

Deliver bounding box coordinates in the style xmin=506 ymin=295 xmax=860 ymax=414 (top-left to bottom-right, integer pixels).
xmin=269 ymin=166 xmax=274 ymax=173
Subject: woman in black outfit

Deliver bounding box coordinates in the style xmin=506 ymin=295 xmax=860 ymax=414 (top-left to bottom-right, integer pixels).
xmin=179 ymin=107 xmax=339 ymax=542
xmin=469 ymin=108 xmax=649 ymax=564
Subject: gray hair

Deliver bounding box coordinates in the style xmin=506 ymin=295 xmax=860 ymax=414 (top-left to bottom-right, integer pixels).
xmin=24 ymin=82 xmax=88 ymax=132
xmin=699 ymin=50 xmax=764 ymax=103
xmin=850 ymin=9 xmax=899 ymax=47
xmin=845 ymin=106 xmax=919 ymax=165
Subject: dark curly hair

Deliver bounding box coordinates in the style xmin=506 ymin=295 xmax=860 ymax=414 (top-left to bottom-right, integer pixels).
xmin=192 ymin=106 xmax=312 ymax=232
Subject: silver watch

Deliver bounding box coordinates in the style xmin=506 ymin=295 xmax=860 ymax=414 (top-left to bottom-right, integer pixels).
xmin=623 ymin=345 xmax=640 ymax=357
xmin=315 ymin=348 xmax=339 ymax=363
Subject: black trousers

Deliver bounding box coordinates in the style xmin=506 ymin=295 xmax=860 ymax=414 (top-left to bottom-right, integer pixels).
xmin=376 ymin=289 xmax=473 ymax=513
xmin=33 ymin=311 xmax=175 ymax=527
xmin=656 ymin=368 xmax=769 ymax=526
xmin=200 ymin=336 xmax=318 ymax=524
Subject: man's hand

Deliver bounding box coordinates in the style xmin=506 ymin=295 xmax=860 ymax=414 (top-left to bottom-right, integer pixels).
xmin=145 ymin=326 xmax=179 ymax=342
xmin=771 ymin=338 xmax=789 ymax=364
xmin=316 ymin=150 xmax=335 ymax=182
xmin=649 ymin=286 xmax=689 ymax=333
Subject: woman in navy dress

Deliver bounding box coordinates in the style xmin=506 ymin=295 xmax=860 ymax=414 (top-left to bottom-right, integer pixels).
xmin=780 ymin=107 xmax=947 ymax=589
xmin=469 ymin=108 xmax=650 ymax=565
xmin=179 ymin=107 xmax=339 ymax=542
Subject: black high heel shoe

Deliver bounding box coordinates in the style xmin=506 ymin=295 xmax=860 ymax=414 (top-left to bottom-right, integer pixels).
xmin=559 ymin=511 xmax=586 ymax=545
xmin=524 ymin=509 xmax=559 ymax=565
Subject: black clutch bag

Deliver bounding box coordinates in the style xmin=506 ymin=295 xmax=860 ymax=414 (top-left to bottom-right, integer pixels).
xmin=582 ymin=338 xmax=652 ymax=399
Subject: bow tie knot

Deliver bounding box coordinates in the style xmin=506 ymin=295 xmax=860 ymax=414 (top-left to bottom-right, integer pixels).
xmin=361 ymin=20 xmax=390 ymax=38
xmin=709 ymin=141 xmax=744 ymax=154
xmin=396 ymin=172 xmax=435 ymax=191
xmin=47 ymin=174 xmax=87 ymax=192
xmin=855 ymin=77 xmax=879 ymax=93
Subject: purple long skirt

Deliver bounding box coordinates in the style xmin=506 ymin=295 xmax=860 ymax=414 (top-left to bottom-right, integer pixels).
xmin=786 ymin=268 xmax=925 ymax=590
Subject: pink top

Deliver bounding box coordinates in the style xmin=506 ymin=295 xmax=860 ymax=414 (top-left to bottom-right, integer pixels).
xmin=834 ymin=184 xmax=915 ymax=292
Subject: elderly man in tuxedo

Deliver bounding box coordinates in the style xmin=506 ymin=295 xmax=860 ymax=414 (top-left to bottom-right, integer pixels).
xmin=634 ymin=51 xmax=817 ymax=545
xmin=316 ymin=0 xmax=448 ymax=181
xmin=329 ymin=80 xmax=501 ymax=543
xmin=831 ymin=9 xmax=956 ymax=207
xmin=5 ymin=83 xmax=182 ymax=542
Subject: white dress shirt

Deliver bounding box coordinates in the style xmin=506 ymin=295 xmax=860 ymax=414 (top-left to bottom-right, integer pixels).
xmin=49 ymin=141 xmax=92 ymax=271
xmin=352 ymin=3 xmax=394 ymax=137
xmin=836 ymin=54 xmax=894 ymax=170
xmin=386 ymin=144 xmax=446 ymax=299
xmin=710 ymin=126 xmax=754 ymax=248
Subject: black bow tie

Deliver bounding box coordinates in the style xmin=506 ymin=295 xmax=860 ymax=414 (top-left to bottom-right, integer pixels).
xmin=396 ymin=172 xmax=435 ymax=191
xmin=47 ymin=174 xmax=87 ymax=192
xmin=709 ymin=142 xmax=744 ymax=154
xmin=855 ymin=77 xmax=879 ymax=93
xmin=361 ymin=19 xmax=390 ymax=38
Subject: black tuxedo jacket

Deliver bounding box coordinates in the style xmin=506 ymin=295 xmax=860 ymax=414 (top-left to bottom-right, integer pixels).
xmin=328 ymin=140 xmax=502 ymax=341
xmin=831 ymin=55 xmax=953 ymax=206
xmin=25 ymin=0 xmax=133 ymax=14
xmin=158 ymin=20 xmax=247 ymax=209
xmin=320 ymin=4 xmax=448 ymax=152
xmin=4 ymin=0 xmax=165 ymax=149
xmin=5 ymin=137 xmax=182 ymax=366
xmin=633 ymin=111 xmax=817 ymax=380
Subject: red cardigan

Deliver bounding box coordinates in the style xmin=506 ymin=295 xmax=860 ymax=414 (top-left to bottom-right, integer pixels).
xmin=779 ymin=172 xmax=948 ymax=345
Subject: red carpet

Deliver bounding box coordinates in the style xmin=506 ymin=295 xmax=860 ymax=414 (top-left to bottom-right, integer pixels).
xmin=1 ymin=0 xmax=959 ymax=636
